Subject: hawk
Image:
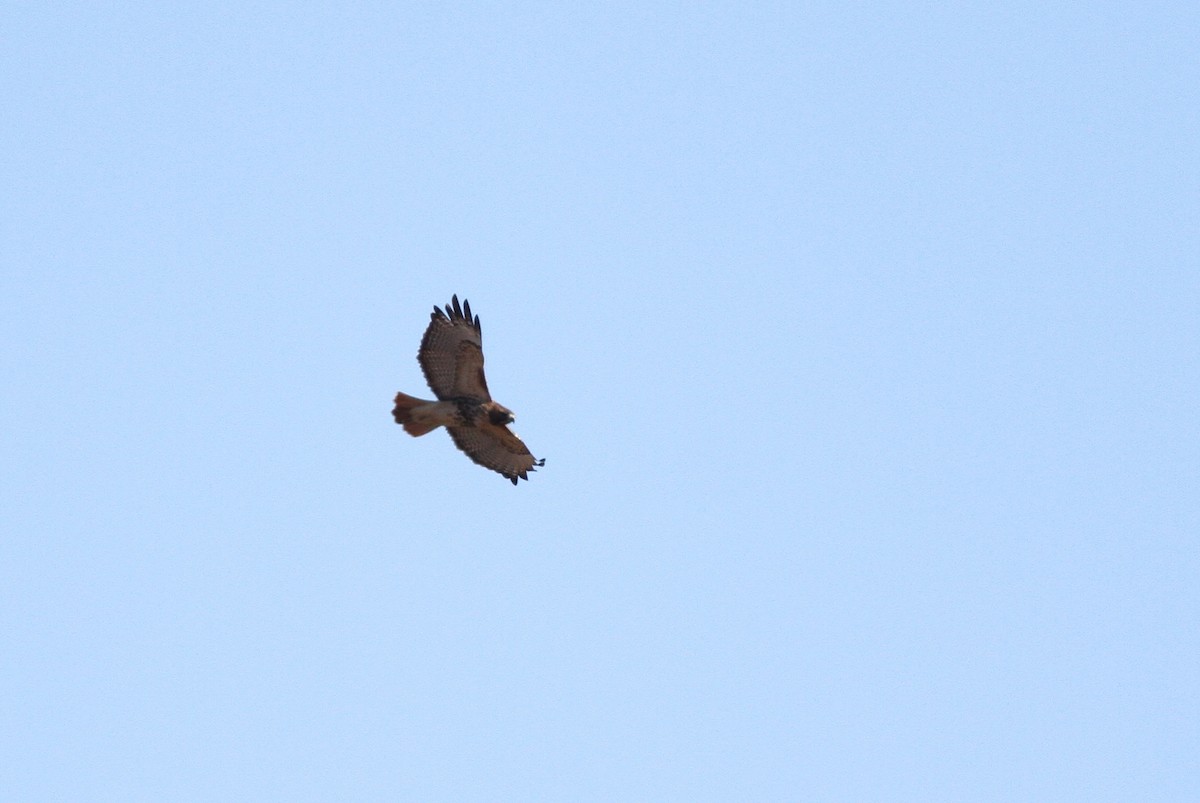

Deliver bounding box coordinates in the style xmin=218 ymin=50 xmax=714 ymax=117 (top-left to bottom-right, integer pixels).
xmin=392 ymin=295 xmax=545 ymax=485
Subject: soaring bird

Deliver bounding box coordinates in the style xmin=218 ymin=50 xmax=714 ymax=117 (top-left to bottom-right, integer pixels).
xmin=392 ymin=295 xmax=544 ymax=484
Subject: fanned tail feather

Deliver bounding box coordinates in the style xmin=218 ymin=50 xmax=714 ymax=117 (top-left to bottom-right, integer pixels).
xmin=392 ymin=392 xmax=438 ymax=437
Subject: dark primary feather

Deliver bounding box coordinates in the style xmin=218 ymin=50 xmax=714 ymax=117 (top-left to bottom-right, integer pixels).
xmin=446 ymin=423 xmax=545 ymax=484
xmin=417 ymin=294 xmax=489 ymax=400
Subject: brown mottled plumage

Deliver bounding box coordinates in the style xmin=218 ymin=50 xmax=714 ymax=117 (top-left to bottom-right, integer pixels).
xmin=392 ymin=295 xmax=544 ymax=485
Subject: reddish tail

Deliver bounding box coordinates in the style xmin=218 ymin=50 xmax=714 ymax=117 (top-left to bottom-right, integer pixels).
xmin=392 ymin=392 xmax=437 ymax=437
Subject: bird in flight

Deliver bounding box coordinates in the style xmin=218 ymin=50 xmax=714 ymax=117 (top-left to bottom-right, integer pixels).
xmin=392 ymin=295 xmax=545 ymax=484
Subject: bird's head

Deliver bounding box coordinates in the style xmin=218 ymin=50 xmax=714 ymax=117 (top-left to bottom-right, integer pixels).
xmin=488 ymin=405 xmax=515 ymax=426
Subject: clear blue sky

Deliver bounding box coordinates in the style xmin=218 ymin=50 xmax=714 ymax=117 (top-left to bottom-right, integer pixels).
xmin=3 ymin=3 xmax=1197 ymax=800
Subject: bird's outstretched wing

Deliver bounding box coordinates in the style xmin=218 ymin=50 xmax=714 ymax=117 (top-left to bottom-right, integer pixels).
xmin=418 ymin=295 xmax=489 ymax=400
xmin=446 ymin=423 xmax=545 ymax=485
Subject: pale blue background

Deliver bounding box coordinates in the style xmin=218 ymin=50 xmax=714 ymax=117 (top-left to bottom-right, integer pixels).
xmin=3 ymin=3 xmax=1197 ymax=800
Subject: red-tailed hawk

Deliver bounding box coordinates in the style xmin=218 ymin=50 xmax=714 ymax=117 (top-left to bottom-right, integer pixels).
xmin=392 ymin=295 xmax=545 ymax=485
